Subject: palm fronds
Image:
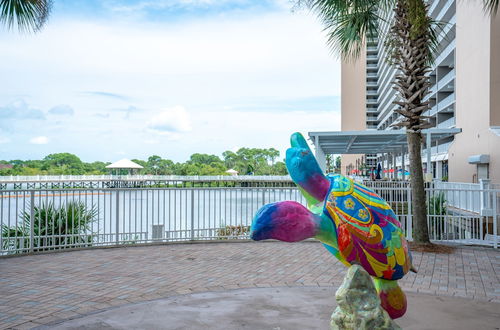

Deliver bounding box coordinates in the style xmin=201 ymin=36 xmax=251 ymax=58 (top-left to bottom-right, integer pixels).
xmin=1 ymin=201 xmax=97 ymax=253
xmin=0 ymin=0 xmax=52 ymax=32
xmin=484 ymin=0 xmax=499 ymax=15
xmin=296 ymin=0 xmax=394 ymax=60
xmin=428 ymin=192 xmax=447 ymax=216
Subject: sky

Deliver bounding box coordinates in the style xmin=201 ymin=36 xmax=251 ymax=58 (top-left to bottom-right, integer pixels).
xmin=0 ymin=0 xmax=341 ymax=163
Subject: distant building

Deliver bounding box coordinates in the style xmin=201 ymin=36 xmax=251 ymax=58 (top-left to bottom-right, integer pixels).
xmin=105 ymin=159 xmax=143 ymax=175
xmin=337 ymin=0 xmax=500 ymax=183
xmin=0 ymin=164 xmax=13 ymax=170
xmin=226 ymin=169 xmax=239 ymax=176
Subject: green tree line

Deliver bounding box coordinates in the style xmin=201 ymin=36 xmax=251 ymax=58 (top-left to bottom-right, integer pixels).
xmin=0 ymin=148 xmax=288 ymax=176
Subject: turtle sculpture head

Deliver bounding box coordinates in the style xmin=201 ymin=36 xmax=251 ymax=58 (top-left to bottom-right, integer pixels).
xmin=250 ymin=132 xmax=415 ymax=319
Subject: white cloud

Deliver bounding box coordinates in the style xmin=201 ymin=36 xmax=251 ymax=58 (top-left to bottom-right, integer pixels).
xmin=148 ymin=106 xmax=192 ymax=134
xmin=0 ymin=100 xmax=45 ymax=121
xmin=29 ymin=136 xmax=49 ymax=144
xmin=49 ymin=104 xmax=74 ymax=116
xmin=0 ymin=136 xmax=10 ymax=144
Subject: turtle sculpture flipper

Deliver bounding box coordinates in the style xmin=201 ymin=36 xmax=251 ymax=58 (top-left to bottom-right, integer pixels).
xmin=250 ymin=132 xmax=414 ymax=319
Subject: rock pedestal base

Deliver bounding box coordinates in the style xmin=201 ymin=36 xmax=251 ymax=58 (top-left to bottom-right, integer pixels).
xmin=330 ymin=265 xmax=401 ymax=330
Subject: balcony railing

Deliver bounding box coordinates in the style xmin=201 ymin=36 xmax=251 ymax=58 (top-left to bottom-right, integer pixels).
xmin=438 ymin=93 xmax=456 ymax=112
xmin=438 ymin=68 xmax=455 ymax=90
xmin=438 ymin=117 xmax=456 ymax=128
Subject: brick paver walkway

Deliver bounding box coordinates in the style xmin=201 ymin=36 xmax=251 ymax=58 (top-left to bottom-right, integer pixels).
xmin=0 ymin=241 xmax=499 ymax=329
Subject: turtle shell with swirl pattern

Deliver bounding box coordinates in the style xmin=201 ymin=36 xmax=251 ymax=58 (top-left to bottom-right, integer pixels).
xmin=324 ymin=174 xmax=412 ymax=280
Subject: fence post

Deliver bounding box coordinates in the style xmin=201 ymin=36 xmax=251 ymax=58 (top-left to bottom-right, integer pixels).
xmin=493 ymin=190 xmax=498 ymax=249
xmin=407 ymin=186 xmax=412 ymax=241
xmin=115 ymin=190 xmax=120 ymax=245
xmin=30 ymin=191 xmax=35 ymax=253
xmin=190 ymin=189 xmax=195 ymax=241
xmin=480 ymin=179 xmax=491 ymax=213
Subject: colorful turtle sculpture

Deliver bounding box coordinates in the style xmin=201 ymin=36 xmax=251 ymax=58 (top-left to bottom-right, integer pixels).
xmin=250 ymin=132 xmax=415 ymax=319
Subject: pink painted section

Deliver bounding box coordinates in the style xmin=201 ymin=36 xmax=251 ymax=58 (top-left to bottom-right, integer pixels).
xmin=270 ymin=201 xmax=318 ymax=242
xmin=305 ymin=173 xmax=330 ymax=202
xmin=372 ymin=209 xmax=402 ymax=229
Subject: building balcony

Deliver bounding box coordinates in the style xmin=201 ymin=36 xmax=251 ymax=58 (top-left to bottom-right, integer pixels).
xmin=438 ymin=117 xmax=456 ymax=128
xmin=435 ymin=40 xmax=456 ymax=68
xmin=436 ymin=0 xmax=455 ymax=23
xmin=424 ymin=84 xmax=438 ymax=102
xmin=437 ymin=68 xmax=455 ymax=92
xmin=438 ymin=93 xmax=456 ymax=113
xmin=429 ymin=0 xmax=442 ymax=17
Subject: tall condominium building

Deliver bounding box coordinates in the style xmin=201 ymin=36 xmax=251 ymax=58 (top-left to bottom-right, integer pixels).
xmin=340 ymin=0 xmax=500 ymax=183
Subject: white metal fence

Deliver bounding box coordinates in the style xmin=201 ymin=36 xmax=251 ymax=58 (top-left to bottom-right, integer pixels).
xmin=367 ymin=183 xmax=499 ymax=248
xmin=0 ymin=175 xmax=292 ymax=183
xmin=0 ymin=187 xmax=304 ymax=255
xmin=1 ymin=183 xmax=498 ymax=255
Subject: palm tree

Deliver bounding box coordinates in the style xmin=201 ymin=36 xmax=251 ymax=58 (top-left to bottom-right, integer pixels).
xmin=0 ymin=0 xmax=52 ymax=32
xmin=485 ymin=0 xmax=499 ymax=13
xmin=297 ymin=0 xmax=498 ymax=244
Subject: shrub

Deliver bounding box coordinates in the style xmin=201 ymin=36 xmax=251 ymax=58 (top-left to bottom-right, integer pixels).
xmin=216 ymin=225 xmax=250 ymax=239
xmin=428 ymin=192 xmax=447 ymax=216
xmin=427 ymin=192 xmax=448 ymax=240
xmin=1 ymin=201 xmax=97 ymax=253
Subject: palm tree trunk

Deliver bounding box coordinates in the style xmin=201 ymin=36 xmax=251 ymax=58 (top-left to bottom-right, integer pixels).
xmin=389 ymin=0 xmax=433 ymax=243
xmin=407 ymin=131 xmax=430 ymax=243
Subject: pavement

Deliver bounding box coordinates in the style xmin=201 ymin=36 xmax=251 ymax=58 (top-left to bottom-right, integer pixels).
xmin=0 ymin=241 xmax=499 ymax=329
xmin=36 ymin=287 xmax=500 ymax=330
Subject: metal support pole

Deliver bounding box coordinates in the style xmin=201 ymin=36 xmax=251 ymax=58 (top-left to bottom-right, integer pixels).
xmin=387 ymin=154 xmax=390 ymax=179
xmin=426 ymin=131 xmax=432 ymax=182
xmin=401 ymin=146 xmax=405 ymax=181
xmin=381 ymin=154 xmax=384 ymax=179
xmin=115 ymin=190 xmax=120 ymax=245
xmin=190 ymin=189 xmax=195 ymax=241
xmin=30 ymin=191 xmax=35 ymax=253
xmin=392 ymin=153 xmax=397 ymax=180
xmin=314 ymin=136 xmax=327 ymax=173
xmin=493 ymin=191 xmax=498 ymax=249
xmin=407 ymin=185 xmax=412 ymax=240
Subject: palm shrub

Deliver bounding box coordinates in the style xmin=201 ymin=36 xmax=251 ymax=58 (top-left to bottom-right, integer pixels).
xmin=1 ymin=201 xmax=97 ymax=253
xmin=428 ymin=192 xmax=447 ymax=216
xmin=427 ymin=192 xmax=447 ymax=240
